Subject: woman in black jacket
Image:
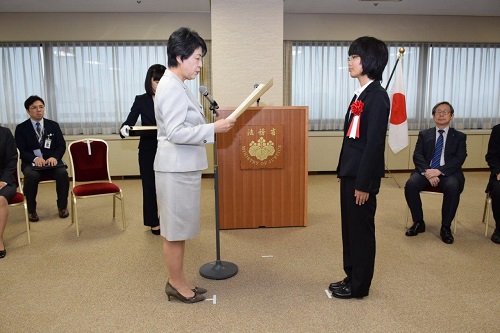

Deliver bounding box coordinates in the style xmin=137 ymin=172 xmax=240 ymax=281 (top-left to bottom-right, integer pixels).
xmin=120 ymin=64 xmax=166 ymax=235
xmin=0 ymin=126 xmax=18 ymax=258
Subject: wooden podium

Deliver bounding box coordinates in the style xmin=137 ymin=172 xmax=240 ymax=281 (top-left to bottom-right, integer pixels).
xmin=216 ymin=107 xmax=308 ymax=229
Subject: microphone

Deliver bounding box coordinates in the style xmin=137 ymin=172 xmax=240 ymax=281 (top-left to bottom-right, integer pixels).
xmin=254 ymin=83 xmax=261 ymax=106
xmin=199 ymin=86 xmax=219 ymax=110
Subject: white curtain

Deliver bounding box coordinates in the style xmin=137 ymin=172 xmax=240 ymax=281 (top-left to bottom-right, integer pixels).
xmin=291 ymin=41 xmax=500 ymax=131
xmin=426 ymin=43 xmax=500 ymax=130
xmin=0 ymin=43 xmax=45 ymax=131
xmin=0 ymin=41 xmax=200 ymax=134
xmin=3 ymin=41 xmax=499 ymax=133
xmin=293 ymin=41 xmax=354 ymax=130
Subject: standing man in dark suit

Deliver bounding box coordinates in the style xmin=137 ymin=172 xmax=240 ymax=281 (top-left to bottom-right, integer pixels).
xmin=404 ymin=101 xmax=467 ymax=244
xmin=15 ymin=95 xmax=69 ymax=222
xmin=485 ymin=124 xmax=500 ymax=244
xmin=329 ymin=36 xmax=390 ymax=299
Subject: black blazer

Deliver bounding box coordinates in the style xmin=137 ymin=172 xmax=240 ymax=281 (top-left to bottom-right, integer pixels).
xmin=412 ymin=127 xmax=467 ymax=191
xmin=0 ymin=127 xmax=18 ymax=187
xmin=485 ymin=124 xmax=500 ymax=192
xmin=14 ymin=118 xmax=66 ymax=168
xmin=337 ymin=80 xmax=390 ymax=194
xmin=121 ymin=93 xmax=157 ymax=151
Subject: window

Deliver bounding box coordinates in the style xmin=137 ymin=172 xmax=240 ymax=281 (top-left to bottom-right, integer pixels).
xmin=291 ymin=42 xmax=500 ymax=131
xmin=0 ymin=42 xmax=201 ymax=134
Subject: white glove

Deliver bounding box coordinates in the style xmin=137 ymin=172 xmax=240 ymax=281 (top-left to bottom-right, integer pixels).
xmin=120 ymin=125 xmax=130 ymax=137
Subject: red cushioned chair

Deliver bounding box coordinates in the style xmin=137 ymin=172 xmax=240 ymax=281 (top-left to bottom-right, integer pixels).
xmin=68 ymin=139 xmax=125 ymax=237
xmin=7 ymin=149 xmax=31 ymax=244
xmin=405 ymin=185 xmax=457 ymax=234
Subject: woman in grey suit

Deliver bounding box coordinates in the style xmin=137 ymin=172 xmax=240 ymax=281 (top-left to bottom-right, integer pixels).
xmin=154 ymin=27 xmax=235 ymax=303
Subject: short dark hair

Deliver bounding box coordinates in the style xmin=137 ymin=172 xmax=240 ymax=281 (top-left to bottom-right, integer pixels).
xmin=348 ymin=36 xmax=388 ymax=81
xmin=144 ymin=64 xmax=166 ymax=96
xmin=167 ymin=27 xmax=207 ymax=68
xmin=24 ymin=95 xmax=45 ymax=110
xmin=432 ymin=101 xmax=455 ymax=115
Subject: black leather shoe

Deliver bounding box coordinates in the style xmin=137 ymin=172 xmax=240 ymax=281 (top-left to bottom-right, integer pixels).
xmin=491 ymin=229 xmax=500 ymax=244
xmin=405 ymin=221 xmax=425 ymax=236
xmin=332 ymin=285 xmax=367 ymax=299
xmin=0 ymin=249 xmax=6 ymax=259
xmin=332 ymin=284 xmax=352 ymax=299
xmin=58 ymin=208 xmax=69 ymax=218
xmin=440 ymin=226 xmax=454 ymax=244
xmin=328 ymin=278 xmax=349 ymax=292
xmin=28 ymin=211 xmax=39 ymax=222
xmin=151 ymin=227 xmax=161 ymax=236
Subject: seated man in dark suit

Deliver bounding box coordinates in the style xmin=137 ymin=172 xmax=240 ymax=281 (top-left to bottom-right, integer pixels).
xmin=485 ymin=124 xmax=500 ymax=244
xmin=404 ymin=101 xmax=467 ymax=244
xmin=15 ymin=95 xmax=69 ymax=222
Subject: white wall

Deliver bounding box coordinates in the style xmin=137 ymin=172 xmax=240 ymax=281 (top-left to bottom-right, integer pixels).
xmin=211 ymin=0 xmax=283 ymax=107
xmin=284 ymin=14 xmax=500 ymax=43
xmin=1 ymin=13 xmax=499 ymax=42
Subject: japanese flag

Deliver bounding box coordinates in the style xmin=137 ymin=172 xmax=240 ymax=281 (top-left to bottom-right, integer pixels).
xmin=388 ymin=60 xmax=408 ymax=154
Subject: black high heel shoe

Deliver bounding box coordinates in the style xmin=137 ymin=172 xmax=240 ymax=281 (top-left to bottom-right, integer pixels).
xmin=165 ymin=281 xmax=205 ymax=303
xmin=0 ymin=249 xmax=6 ymax=259
xmin=150 ymin=227 xmax=160 ymax=236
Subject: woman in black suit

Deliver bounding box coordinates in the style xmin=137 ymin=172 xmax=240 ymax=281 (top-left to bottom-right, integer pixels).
xmin=0 ymin=126 xmax=18 ymax=258
xmin=329 ymin=37 xmax=390 ymax=299
xmin=120 ymin=64 xmax=166 ymax=235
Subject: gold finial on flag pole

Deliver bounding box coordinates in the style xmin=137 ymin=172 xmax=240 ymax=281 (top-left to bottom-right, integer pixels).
xmin=398 ymin=47 xmax=405 ymax=59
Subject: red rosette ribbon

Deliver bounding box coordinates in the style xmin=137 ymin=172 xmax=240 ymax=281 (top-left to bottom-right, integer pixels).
xmin=347 ymin=100 xmax=364 ymax=139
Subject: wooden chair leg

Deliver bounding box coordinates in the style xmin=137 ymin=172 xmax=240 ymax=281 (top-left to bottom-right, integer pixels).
xmin=24 ymin=202 xmax=31 ymax=244
xmin=405 ymin=204 xmax=410 ymax=228
xmin=120 ymin=192 xmax=125 ymax=230
xmin=485 ymin=197 xmax=491 ymax=237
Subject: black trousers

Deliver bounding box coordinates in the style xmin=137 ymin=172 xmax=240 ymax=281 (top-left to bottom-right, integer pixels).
xmin=21 ymin=164 xmax=69 ymax=213
xmin=489 ymin=179 xmax=500 ymax=229
xmin=339 ymin=177 xmax=376 ymax=298
xmin=404 ymin=173 xmax=461 ymax=227
xmin=138 ymin=149 xmax=159 ymax=227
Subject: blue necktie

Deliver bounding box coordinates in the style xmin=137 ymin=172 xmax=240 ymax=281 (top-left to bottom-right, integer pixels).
xmin=430 ymin=129 xmax=444 ymax=169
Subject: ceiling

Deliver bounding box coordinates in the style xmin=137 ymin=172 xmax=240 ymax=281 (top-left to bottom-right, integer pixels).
xmin=0 ymin=0 xmax=499 ymax=16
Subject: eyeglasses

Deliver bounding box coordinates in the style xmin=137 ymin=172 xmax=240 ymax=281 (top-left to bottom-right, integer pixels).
xmin=29 ymin=105 xmax=45 ymax=111
xmin=435 ymin=110 xmax=451 ymax=115
xmin=347 ymin=55 xmax=360 ymax=62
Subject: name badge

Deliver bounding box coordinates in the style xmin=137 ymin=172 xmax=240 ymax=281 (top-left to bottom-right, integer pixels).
xmin=44 ymin=138 xmax=52 ymax=149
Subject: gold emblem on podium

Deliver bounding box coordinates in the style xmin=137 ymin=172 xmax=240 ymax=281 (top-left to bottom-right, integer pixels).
xmin=240 ymin=125 xmax=283 ymax=169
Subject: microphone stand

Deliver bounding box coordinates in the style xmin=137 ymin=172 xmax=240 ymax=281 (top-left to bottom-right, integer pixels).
xmin=199 ymin=101 xmax=238 ymax=280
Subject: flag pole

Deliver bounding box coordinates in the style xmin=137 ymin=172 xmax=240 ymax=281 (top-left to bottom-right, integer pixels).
xmin=385 ymin=48 xmax=405 ymax=90
xmin=384 ymin=47 xmax=406 ymax=188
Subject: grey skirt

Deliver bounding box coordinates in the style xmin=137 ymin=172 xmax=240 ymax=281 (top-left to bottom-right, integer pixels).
xmin=155 ymin=171 xmax=202 ymax=241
